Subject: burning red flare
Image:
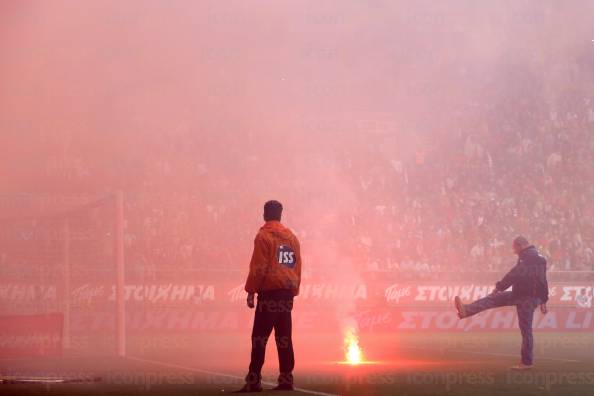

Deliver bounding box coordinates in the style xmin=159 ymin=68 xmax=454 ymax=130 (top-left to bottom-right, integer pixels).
xmin=344 ymin=329 xmax=363 ymax=365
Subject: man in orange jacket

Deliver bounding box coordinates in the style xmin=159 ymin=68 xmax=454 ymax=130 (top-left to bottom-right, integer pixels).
xmin=236 ymin=200 xmax=302 ymax=393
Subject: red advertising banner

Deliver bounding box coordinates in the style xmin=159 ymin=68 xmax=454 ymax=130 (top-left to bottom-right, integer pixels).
xmin=0 ymin=313 xmax=63 ymax=358
xmin=382 ymin=283 xmax=594 ymax=307
xmin=56 ymin=307 xmax=594 ymax=334
xmin=1 ymin=282 xmax=592 ymax=308
xmin=353 ymin=307 xmax=594 ymax=332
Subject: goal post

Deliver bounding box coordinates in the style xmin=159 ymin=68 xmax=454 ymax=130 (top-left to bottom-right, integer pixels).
xmin=115 ymin=190 xmax=126 ymax=357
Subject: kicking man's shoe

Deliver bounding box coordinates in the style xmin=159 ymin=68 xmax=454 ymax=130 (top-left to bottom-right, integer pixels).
xmin=454 ymin=296 xmax=467 ymax=318
xmin=233 ymin=383 xmax=263 ymax=393
xmin=510 ymin=363 xmax=533 ymax=371
xmin=272 ymin=384 xmax=294 ymax=391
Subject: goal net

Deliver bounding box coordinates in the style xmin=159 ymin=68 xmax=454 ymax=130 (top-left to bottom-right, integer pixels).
xmin=0 ymin=192 xmax=125 ymax=359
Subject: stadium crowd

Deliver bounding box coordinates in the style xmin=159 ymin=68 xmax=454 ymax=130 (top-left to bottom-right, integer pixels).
xmin=2 ymin=4 xmax=594 ymax=283
xmin=3 ymin=76 xmax=594 ymax=284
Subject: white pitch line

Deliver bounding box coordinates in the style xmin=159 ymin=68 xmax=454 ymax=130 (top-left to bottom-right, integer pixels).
xmin=125 ymin=355 xmax=340 ymax=396
xmin=398 ymin=345 xmax=581 ymax=363
xmin=447 ymin=349 xmax=580 ymax=363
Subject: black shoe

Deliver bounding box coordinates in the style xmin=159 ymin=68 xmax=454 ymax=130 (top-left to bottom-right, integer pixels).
xmin=233 ymin=383 xmax=263 ymax=393
xmin=272 ymin=384 xmax=294 ymax=391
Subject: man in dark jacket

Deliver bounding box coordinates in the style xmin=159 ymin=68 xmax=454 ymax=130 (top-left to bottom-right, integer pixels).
xmin=454 ymin=236 xmax=549 ymax=370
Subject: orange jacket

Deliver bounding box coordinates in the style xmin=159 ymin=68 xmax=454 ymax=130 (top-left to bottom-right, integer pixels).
xmin=244 ymin=220 xmax=302 ymax=296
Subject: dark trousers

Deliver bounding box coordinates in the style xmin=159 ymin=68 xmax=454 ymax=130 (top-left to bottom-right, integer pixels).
xmin=246 ymin=289 xmax=295 ymax=386
xmin=465 ymin=291 xmax=541 ymax=365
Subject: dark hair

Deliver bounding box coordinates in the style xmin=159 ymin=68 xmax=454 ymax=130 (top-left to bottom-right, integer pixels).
xmin=513 ymin=236 xmax=530 ymax=248
xmin=264 ymin=200 xmax=283 ymax=221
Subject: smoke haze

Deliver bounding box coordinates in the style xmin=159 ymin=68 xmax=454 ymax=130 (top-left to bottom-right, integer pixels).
xmin=1 ymin=0 xmax=594 ymax=381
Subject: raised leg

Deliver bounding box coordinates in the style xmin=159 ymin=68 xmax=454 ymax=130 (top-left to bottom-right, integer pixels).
xmin=464 ymin=291 xmax=514 ymax=317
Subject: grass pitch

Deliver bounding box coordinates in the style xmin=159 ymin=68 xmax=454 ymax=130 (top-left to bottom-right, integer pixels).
xmin=1 ymin=332 xmax=593 ymax=396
